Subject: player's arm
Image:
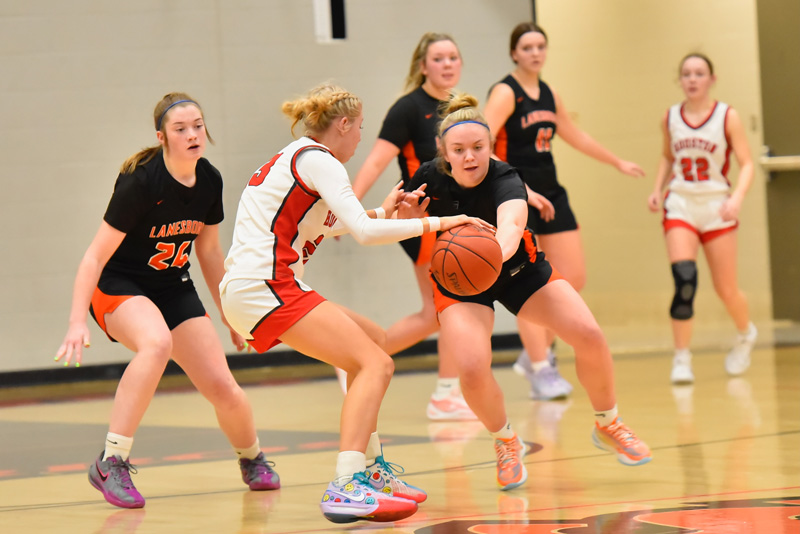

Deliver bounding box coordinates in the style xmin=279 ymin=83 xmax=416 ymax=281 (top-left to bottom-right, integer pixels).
xmin=351 ymin=139 xmax=401 ymax=200
xmin=194 ymin=224 xmax=247 ymax=351
xmin=553 ymin=90 xmax=644 ymax=178
xmin=484 ymin=83 xmax=515 ymax=153
xmin=55 ymin=221 xmax=125 ymax=366
xmin=495 ymin=198 xmax=528 ymax=261
xmin=720 ymin=108 xmax=754 ymax=221
xmin=648 ymin=114 xmax=674 ymax=212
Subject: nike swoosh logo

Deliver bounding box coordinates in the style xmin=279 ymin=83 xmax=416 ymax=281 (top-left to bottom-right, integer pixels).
xmin=425 ymin=113 xmax=433 ymax=119
xmin=107 ymin=440 xmax=118 ymax=445
xmin=97 ymin=466 xmax=109 ymax=482
xmin=330 ymin=489 xmax=366 ymax=502
xmin=157 ymin=200 xmax=164 ymax=205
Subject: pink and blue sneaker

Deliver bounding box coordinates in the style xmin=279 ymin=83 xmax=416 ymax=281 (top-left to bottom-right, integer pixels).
xmin=320 ymin=471 xmax=418 ymax=523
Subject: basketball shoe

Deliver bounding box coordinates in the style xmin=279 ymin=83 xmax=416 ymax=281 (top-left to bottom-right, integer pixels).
xmin=494 ymin=434 xmax=528 ymax=490
xmin=366 ymin=454 xmax=427 ymax=503
xmin=239 ymin=452 xmax=280 ymax=490
xmin=670 ymin=350 xmax=694 ymax=384
xmin=592 ymin=417 xmax=652 ymax=466
xmin=88 ymin=452 xmax=145 ymax=509
xmin=320 ymin=471 xmax=418 ymax=523
xmin=513 ymin=351 xmax=572 ymax=400
xmin=725 ymin=322 xmax=757 ymax=376
xmin=427 ymin=388 xmax=478 ymax=421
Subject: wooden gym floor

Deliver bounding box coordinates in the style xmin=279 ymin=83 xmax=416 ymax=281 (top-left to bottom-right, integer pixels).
xmin=0 ymin=342 xmax=798 ymax=533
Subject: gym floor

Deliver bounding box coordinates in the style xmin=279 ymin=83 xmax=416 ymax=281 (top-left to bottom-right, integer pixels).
xmin=1 ymin=341 xmax=798 ymax=533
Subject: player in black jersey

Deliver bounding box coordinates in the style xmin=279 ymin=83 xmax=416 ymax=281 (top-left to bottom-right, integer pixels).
xmin=402 ymin=93 xmax=651 ymax=489
xmin=485 ymin=22 xmax=645 ymax=401
xmin=350 ymin=32 xmax=479 ymax=421
xmin=55 ymin=93 xmax=278 ymax=509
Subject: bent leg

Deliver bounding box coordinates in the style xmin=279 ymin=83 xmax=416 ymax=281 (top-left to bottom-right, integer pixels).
xmin=171 ymin=316 xmax=256 ymax=449
xmin=703 ymin=230 xmax=750 ymax=330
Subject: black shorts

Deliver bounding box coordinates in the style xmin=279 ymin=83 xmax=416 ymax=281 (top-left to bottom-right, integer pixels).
xmin=517 ymin=165 xmax=579 ymax=235
xmin=89 ymin=270 xmax=207 ymax=342
xmin=527 ymin=185 xmax=579 ymax=235
xmin=432 ymin=251 xmax=563 ymax=315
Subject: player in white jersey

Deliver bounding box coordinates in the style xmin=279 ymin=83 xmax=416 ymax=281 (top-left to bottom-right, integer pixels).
xmin=220 ymin=83 xmax=488 ymax=524
xmin=648 ymin=54 xmax=757 ymax=384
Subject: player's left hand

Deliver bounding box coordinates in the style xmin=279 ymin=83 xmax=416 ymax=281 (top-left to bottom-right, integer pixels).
xmin=719 ymin=195 xmax=742 ymax=221
xmin=228 ymin=326 xmax=250 ymax=352
xmin=617 ymin=160 xmax=646 ymax=178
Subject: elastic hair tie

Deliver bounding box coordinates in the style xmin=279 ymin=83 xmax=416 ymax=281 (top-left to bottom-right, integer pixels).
xmin=442 ymin=119 xmax=490 ymax=136
xmin=156 ymin=99 xmax=197 ymax=131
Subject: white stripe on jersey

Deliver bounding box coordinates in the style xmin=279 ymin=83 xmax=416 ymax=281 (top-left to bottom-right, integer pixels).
xmin=667 ymin=101 xmax=732 ymax=195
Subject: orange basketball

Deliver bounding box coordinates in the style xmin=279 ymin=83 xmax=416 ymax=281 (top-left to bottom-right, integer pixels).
xmin=431 ymin=224 xmax=502 ymax=296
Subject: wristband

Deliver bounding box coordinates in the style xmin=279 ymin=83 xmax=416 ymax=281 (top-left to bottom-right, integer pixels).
xmin=374 ymin=207 xmax=386 ymax=219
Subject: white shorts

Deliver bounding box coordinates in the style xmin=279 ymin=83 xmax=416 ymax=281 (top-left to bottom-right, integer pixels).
xmin=220 ymin=277 xmax=325 ymax=353
xmin=662 ymin=190 xmax=738 ymax=243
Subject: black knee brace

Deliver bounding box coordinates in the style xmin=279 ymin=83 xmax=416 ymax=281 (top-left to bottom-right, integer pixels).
xmin=670 ymin=260 xmax=697 ymax=320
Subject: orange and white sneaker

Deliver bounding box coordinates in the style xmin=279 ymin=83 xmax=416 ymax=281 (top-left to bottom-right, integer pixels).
xmin=592 ymin=417 xmax=652 ymax=466
xmin=494 ymin=434 xmax=528 ymax=490
xmin=426 ymin=389 xmax=478 ymax=421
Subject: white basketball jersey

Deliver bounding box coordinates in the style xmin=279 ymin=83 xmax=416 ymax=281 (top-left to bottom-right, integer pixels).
xmin=667 ymin=101 xmax=732 ymax=194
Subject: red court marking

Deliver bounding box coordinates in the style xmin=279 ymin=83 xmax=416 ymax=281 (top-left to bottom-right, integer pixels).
xmin=260 ymin=446 xmax=289 ymax=454
xmin=299 ymin=441 xmax=339 ymax=450
xmin=0 ymin=469 xmax=18 ymax=477
xmin=128 ymin=457 xmax=153 ymax=465
xmin=48 ymin=463 xmax=88 ymax=473
xmin=163 ymin=452 xmax=207 ymax=462
xmin=473 ymin=525 xmax=587 ymax=533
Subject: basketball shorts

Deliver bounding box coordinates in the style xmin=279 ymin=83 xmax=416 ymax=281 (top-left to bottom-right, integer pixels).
xmin=89 ymin=271 xmax=207 ymax=342
xmin=527 ymin=184 xmax=579 ymax=235
xmin=663 ymin=190 xmax=738 ymax=243
xmin=220 ymin=277 xmax=326 ymax=353
xmin=431 ymin=251 xmax=564 ymax=316
xmin=400 ymin=231 xmax=437 ymax=265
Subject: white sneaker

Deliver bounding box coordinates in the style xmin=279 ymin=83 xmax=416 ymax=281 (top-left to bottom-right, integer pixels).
xmin=512 ymin=348 xmax=556 ymax=376
xmin=426 ymin=389 xmax=478 ymax=421
xmin=670 ymin=351 xmax=694 ymax=384
xmin=725 ymin=323 xmax=757 ymax=376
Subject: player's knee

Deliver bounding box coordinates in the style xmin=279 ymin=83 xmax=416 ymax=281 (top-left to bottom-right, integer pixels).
xmin=670 ymin=260 xmax=697 ymax=320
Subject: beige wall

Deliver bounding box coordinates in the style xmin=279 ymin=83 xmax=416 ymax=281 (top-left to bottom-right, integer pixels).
xmin=0 ymin=0 xmax=770 ymax=372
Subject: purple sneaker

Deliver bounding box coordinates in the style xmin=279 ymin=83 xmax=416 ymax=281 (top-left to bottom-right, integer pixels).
xmin=88 ymin=453 xmax=145 ymax=508
xmin=239 ymin=452 xmax=280 ymax=490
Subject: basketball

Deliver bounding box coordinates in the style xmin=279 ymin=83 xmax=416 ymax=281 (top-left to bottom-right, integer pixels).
xmin=431 ymin=224 xmax=502 ymax=296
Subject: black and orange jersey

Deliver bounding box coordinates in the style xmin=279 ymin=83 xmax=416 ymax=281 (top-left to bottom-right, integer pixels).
xmin=407 ymin=159 xmax=539 ymax=273
xmin=101 ymin=150 xmax=224 ymax=290
xmin=493 ymin=75 xmax=559 ymax=191
xmin=378 ymin=86 xmax=443 ymax=188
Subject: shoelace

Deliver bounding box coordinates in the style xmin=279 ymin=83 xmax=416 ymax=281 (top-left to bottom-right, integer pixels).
xmin=604 ymin=420 xmax=638 ymax=445
xmin=109 ymin=457 xmax=138 ymax=489
xmin=374 ymin=456 xmax=405 ymax=477
xmin=494 ymin=439 xmax=520 ymax=467
xmin=351 ymin=471 xmax=371 ymax=487
xmin=539 ymin=366 xmax=561 ymax=384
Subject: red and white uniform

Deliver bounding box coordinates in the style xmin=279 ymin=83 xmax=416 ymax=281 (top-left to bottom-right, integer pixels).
xmin=663 ymin=101 xmax=737 ymax=241
xmin=221 ymin=137 xmax=439 ymax=351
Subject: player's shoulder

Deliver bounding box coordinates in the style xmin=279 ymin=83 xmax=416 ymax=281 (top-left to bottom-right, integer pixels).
xmin=196 ymin=157 xmax=223 ymax=184
xmin=489 ymin=159 xmax=518 ymax=179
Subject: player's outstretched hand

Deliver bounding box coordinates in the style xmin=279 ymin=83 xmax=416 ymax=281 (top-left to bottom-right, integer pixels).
xmin=440 ymin=215 xmax=495 ymax=234
xmin=617 ymin=160 xmax=646 ymax=178
xmin=55 ymin=322 xmax=91 ymax=367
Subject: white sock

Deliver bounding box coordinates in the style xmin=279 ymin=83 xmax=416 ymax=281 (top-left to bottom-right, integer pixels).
xmin=594 ymin=405 xmax=619 ymax=427
xmin=531 ymin=359 xmax=550 ymax=372
xmin=674 ymin=348 xmax=692 ymax=360
xmin=103 ymin=432 xmax=133 ymax=460
xmin=435 ymin=377 xmax=459 ymax=396
xmin=365 ymin=432 xmax=382 ymax=465
xmin=335 ymin=451 xmax=366 ymax=485
xmin=234 ymin=439 xmax=261 ymax=461
xmin=490 ymin=420 xmax=515 ymax=441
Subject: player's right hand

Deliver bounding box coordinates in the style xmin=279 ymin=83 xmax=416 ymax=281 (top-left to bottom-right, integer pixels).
xmin=55 ymin=323 xmax=91 ymax=367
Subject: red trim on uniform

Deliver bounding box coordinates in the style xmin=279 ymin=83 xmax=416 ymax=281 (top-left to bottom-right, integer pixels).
xmin=402 ymin=142 xmax=421 ymax=181
xmin=270 ymin=185 xmax=320 ymax=280
xmin=720 ymin=107 xmax=732 ymax=184
xmin=415 ymin=232 xmax=436 ymax=266
xmin=494 ymin=126 xmax=508 ymax=161
xmin=548 ymin=265 xmax=565 ymax=283
xmin=90 ymin=287 xmax=134 ymax=340
xmin=290 ymin=145 xmax=330 ymax=196
xmin=521 ymin=229 xmax=538 ymax=261
xmin=680 ymin=101 xmax=718 ymax=130
xmin=663 ymin=217 xmax=699 ymax=236
xmin=248 ymin=279 xmax=326 ymax=353
xmin=699 ymin=222 xmax=738 ymax=244
xmin=431 ymin=276 xmax=461 ymax=315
